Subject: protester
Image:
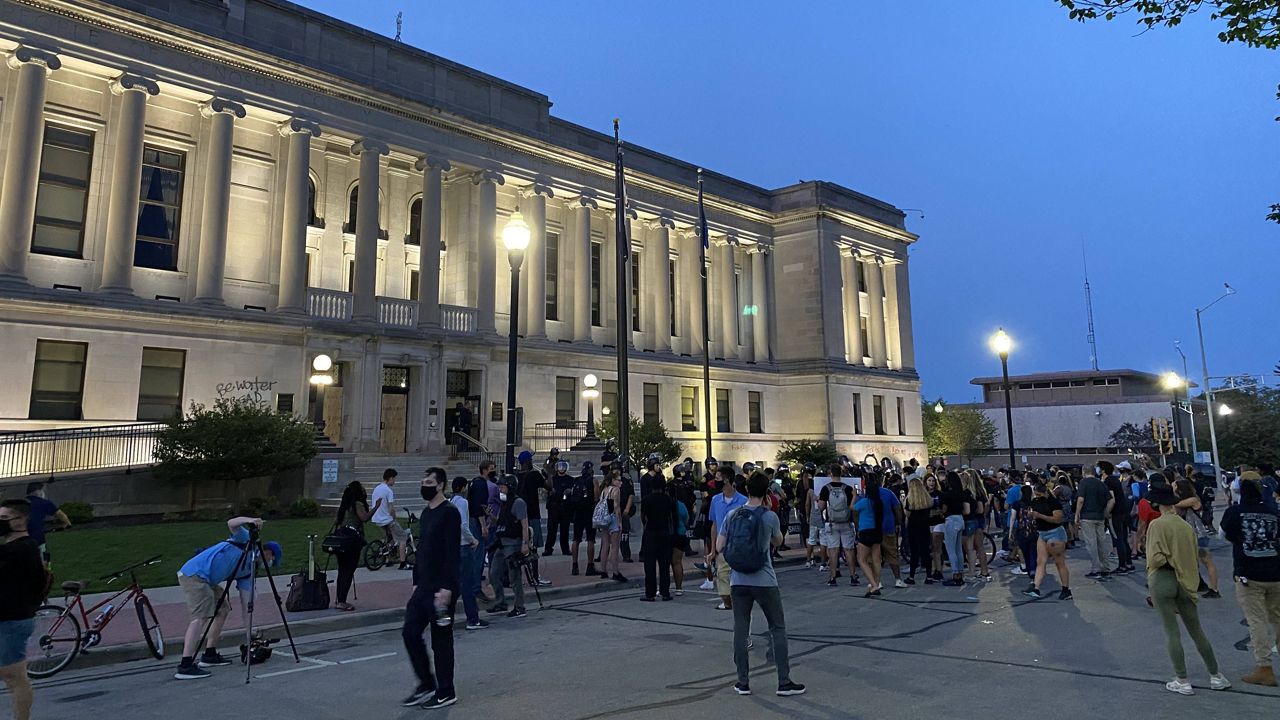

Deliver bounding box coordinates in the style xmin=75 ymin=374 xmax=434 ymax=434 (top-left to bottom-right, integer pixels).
xmin=0 ymin=499 xmax=47 ymax=720
xmin=1220 ymin=473 xmax=1280 ymax=686
xmin=1105 ymin=466 xmax=1135 ymax=575
xmin=1024 ymin=482 xmax=1071 ymax=600
xmin=939 ymin=471 xmax=970 ymax=586
xmin=926 ymin=473 xmax=945 ymax=582
xmin=669 ymin=484 xmax=691 ymax=595
xmin=879 ymin=472 xmax=907 ymax=588
xmin=569 ymin=462 xmax=599 ymax=577
xmin=1174 ymin=478 xmax=1221 ymax=598
xmin=718 ymin=473 xmax=806 ymax=698
xmin=597 ymin=470 xmax=626 ymax=582
xmin=448 ymin=477 xmax=487 ymax=631
xmin=640 ymin=478 xmax=677 ymax=601
xmin=707 ymin=468 xmax=747 ymax=609
xmin=819 ymin=465 xmax=858 ymax=588
xmin=1075 ymin=462 xmax=1115 ymax=579
xmin=799 ymin=464 xmax=823 ymax=569
xmin=23 ymin=482 xmax=69 ymax=568
xmin=544 ymin=459 xmax=573 ymax=557
xmin=331 ymin=481 xmax=370 ymax=611
xmin=1144 ymin=485 xmax=1230 ymax=695
xmin=962 ymin=470 xmax=991 ymax=581
xmin=853 ymin=473 xmax=887 ymax=596
xmin=371 ymin=468 xmax=410 ymax=570
xmin=904 ymin=476 xmax=934 ymax=584
xmin=516 ymin=451 xmax=545 ymax=566
xmin=484 ymin=476 xmax=529 ymax=618
xmin=401 ymin=469 xmax=460 ymax=709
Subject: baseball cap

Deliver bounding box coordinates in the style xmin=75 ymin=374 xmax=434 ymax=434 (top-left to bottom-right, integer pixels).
xmin=263 ymin=541 xmax=283 ymax=568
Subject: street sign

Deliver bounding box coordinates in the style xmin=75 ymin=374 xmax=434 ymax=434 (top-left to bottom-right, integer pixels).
xmin=322 ymin=458 xmax=338 ymax=483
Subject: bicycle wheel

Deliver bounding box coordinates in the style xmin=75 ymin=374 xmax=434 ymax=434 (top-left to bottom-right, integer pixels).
xmin=364 ymin=540 xmax=386 ymax=571
xmin=985 ymin=533 xmax=998 ymax=565
xmin=26 ymin=604 xmax=81 ymax=678
xmin=135 ymin=595 xmax=165 ymax=660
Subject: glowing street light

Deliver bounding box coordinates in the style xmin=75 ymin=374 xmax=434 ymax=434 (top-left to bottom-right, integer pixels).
xmin=583 ymin=373 xmax=601 ymax=439
xmin=502 ymin=208 xmax=532 ymax=474
xmin=1161 ymin=371 xmax=1186 ymax=453
xmin=988 ymin=328 xmax=1016 ymax=470
xmin=933 ymin=401 xmax=944 ymax=414
xmin=1218 ymin=404 xmax=1232 ymax=416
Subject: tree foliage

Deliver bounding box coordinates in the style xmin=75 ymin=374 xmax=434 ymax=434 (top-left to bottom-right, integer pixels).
xmin=1107 ymin=421 xmax=1157 ymax=449
xmin=154 ymin=398 xmax=317 ymax=494
xmin=776 ymin=439 xmax=841 ymax=470
xmin=1214 ymin=387 xmax=1280 ymax=468
xmin=922 ymin=400 xmax=999 ymax=461
xmin=598 ymin=414 xmax=683 ymax=471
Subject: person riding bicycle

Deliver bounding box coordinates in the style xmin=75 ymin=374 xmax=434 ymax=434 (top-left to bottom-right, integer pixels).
xmin=174 ymin=516 xmax=281 ymax=680
xmin=372 ymin=468 xmax=411 ymax=570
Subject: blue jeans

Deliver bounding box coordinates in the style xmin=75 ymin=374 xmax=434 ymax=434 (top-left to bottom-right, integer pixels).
xmin=458 ymin=545 xmax=480 ymax=624
xmin=1018 ymin=535 xmax=1038 ymax=576
xmin=944 ymin=515 xmax=965 ymax=575
xmin=468 ymin=520 xmax=485 ymax=596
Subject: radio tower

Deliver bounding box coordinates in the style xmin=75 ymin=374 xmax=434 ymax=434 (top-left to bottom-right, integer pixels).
xmin=1083 ymin=244 xmax=1099 ymax=371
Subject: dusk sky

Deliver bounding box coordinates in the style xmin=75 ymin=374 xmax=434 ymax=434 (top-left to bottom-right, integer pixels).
xmin=305 ymin=0 xmax=1280 ymax=401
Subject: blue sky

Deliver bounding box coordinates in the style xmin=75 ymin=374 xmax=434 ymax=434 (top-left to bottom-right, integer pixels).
xmin=303 ymin=0 xmax=1280 ymax=400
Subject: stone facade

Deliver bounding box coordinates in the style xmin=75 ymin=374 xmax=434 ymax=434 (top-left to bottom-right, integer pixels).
xmin=0 ymin=0 xmax=924 ymax=465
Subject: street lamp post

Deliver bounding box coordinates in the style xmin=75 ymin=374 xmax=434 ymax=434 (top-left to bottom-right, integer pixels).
xmin=1161 ymin=371 xmax=1185 ymax=454
xmin=1196 ymin=284 xmax=1235 ymax=481
xmin=309 ymin=353 xmax=334 ymax=431
xmin=989 ymin=328 xmax=1016 ymax=471
xmin=502 ymin=209 xmax=531 ymax=474
xmin=582 ymin=373 xmax=600 ymax=440
xmin=1174 ymin=341 xmax=1197 ymax=454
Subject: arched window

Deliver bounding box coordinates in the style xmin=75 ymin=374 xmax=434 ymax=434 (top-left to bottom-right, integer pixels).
xmin=406 ymin=197 xmax=422 ymax=245
xmin=307 ymin=178 xmax=319 ymax=227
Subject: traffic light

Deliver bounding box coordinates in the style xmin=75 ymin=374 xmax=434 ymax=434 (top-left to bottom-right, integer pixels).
xmin=1149 ymin=417 xmax=1173 ymax=455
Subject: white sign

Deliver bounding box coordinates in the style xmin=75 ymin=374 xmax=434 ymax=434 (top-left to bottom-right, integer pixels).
xmin=322 ymin=458 xmax=339 ymax=484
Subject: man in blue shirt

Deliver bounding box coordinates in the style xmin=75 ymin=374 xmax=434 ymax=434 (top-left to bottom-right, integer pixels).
xmin=24 ymin=483 xmax=69 ymax=567
xmin=174 ymin=517 xmax=281 ymax=680
xmin=705 ymin=469 xmax=747 ymax=610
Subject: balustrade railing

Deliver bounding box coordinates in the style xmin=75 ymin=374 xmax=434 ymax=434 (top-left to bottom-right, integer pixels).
xmin=377 ymin=297 xmax=417 ymax=328
xmin=307 ymin=288 xmax=353 ymax=321
xmin=441 ymin=304 xmax=477 ymax=333
xmin=0 ymin=423 xmax=165 ymax=481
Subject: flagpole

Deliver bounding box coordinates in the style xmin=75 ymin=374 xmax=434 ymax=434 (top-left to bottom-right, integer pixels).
xmin=698 ymin=170 xmax=712 ymax=463
xmin=613 ymin=119 xmax=631 ymax=472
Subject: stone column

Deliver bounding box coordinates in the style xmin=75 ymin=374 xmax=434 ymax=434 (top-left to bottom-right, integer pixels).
xmin=98 ymin=74 xmax=159 ymax=294
xmin=895 ymin=256 xmax=917 ymax=370
xmin=750 ymin=245 xmax=769 ymax=363
xmin=276 ymin=118 xmax=320 ymax=314
xmin=350 ymin=139 xmax=388 ymax=321
xmin=571 ymin=191 xmax=596 ymax=342
xmin=685 ymin=231 xmax=705 ymax=357
xmin=192 ymin=98 xmax=245 ymax=304
xmin=0 ymin=47 xmax=60 ymax=284
xmin=474 ymin=169 xmax=503 ymax=334
xmin=653 ymin=215 xmax=674 ymax=353
xmin=414 ymin=155 xmax=449 ymax=329
xmin=717 ymin=237 xmax=738 ymax=360
xmin=883 ymin=259 xmax=902 ymax=370
xmin=840 ymin=248 xmax=863 ymax=364
xmin=864 ymin=253 xmax=888 ymax=367
xmin=522 ymin=180 xmax=553 ymax=339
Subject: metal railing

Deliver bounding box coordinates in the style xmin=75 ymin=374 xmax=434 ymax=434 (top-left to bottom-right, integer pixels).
xmin=0 ymin=423 xmax=166 ymax=481
xmin=447 ymin=430 xmax=495 ymax=466
xmin=525 ymin=421 xmax=589 ymax=453
xmin=307 ymin=288 xmax=353 ymax=320
xmin=377 ymin=296 xmax=417 ymax=328
xmin=440 ymin=304 xmax=477 ymax=333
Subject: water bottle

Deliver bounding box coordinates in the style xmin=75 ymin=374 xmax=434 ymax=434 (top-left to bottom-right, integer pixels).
xmin=433 ymin=597 xmax=451 ymax=627
xmin=93 ymin=604 xmax=114 ymax=626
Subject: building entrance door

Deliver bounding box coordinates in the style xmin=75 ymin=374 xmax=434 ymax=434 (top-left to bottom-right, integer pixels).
xmin=380 ymin=366 xmax=409 ymax=453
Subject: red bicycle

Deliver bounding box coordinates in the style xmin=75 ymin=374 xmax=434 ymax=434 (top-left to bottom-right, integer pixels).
xmin=26 ymin=555 xmax=166 ymax=678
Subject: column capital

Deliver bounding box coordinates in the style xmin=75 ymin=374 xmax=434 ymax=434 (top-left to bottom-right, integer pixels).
xmin=574 ymin=189 xmax=599 ymax=209
xmin=747 ymin=243 xmax=770 ymax=256
xmin=415 ymin=155 xmax=452 ymax=172
xmin=351 ymin=138 xmax=390 ymax=156
xmin=839 ymin=246 xmax=856 ymax=258
xmin=199 ymin=97 xmax=246 ymax=119
xmin=110 ymin=73 xmax=159 ymax=97
xmin=277 ymin=117 xmax=321 ymax=138
xmin=710 ymin=234 xmax=729 ymax=248
xmin=624 ymin=204 xmax=638 ymax=221
xmin=7 ymin=46 xmax=61 ymax=72
xmin=525 ymin=178 xmax=555 ymax=198
xmin=657 ymin=213 xmax=676 ymax=230
xmin=472 ymin=168 xmax=505 ymax=186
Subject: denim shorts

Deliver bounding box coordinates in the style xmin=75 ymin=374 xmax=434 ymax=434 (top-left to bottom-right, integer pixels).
xmin=963 ymin=519 xmax=980 ymax=537
xmin=0 ymin=618 xmax=35 ymax=667
xmin=1039 ymin=526 xmax=1068 ymax=544
xmin=1197 ymin=535 xmax=1210 ymax=550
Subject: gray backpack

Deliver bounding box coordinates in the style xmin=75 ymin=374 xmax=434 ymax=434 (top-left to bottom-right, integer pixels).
xmin=826 ymin=483 xmax=852 ymax=523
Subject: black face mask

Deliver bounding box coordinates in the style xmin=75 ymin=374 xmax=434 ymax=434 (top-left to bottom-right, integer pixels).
xmin=0 ymin=519 xmax=12 ymax=535
xmin=421 ymin=485 xmax=439 ymax=502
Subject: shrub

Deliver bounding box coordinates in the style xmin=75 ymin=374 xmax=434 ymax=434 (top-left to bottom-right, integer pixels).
xmin=776 ymin=439 xmax=840 ymax=470
xmin=287 ymin=498 xmax=321 ymax=518
xmin=60 ymin=501 xmax=95 ymax=525
xmin=190 ymin=506 xmax=231 ymax=522
xmin=241 ymin=496 xmax=280 ymax=518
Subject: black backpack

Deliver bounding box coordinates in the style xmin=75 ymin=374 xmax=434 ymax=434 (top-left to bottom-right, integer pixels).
xmin=571 ymin=476 xmax=593 ymax=505
xmin=285 ymin=535 xmax=330 ymax=612
xmin=723 ymin=506 xmax=769 ymax=573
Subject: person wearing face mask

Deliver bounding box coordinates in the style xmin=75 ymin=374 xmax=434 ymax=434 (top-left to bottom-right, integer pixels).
xmin=486 ymin=476 xmax=529 ymax=618
xmin=0 ymin=499 xmax=46 ymax=720
xmin=400 ymin=468 xmax=461 ymax=709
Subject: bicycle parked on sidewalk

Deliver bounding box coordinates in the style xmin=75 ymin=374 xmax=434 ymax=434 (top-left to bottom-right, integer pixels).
xmin=363 ymin=511 xmax=417 ymax=571
xmin=26 ymin=555 xmax=166 ymax=678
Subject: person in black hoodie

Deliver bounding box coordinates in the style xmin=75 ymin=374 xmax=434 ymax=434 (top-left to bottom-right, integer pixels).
xmin=400 ymin=468 xmax=461 ymax=710
xmin=543 ymin=460 xmax=573 ymax=557
xmin=569 ymin=461 xmax=599 ymax=576
xmin=1221 ymin=473 xmax=1280 ymax=686
xmin=640 ymin=484 xmax=679 ymax=601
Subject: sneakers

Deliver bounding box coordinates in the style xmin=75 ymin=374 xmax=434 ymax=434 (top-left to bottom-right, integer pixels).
xmin=733 ymin=682 xmax=752 ymax=696
xmin=1242 ymin=664 xmax=1277 ymax=686
xmin=699 ymin=579 xmax=716 ymax=591
xmin=486 ymin=603 xmax=508 ymax=614
xmin=571 ymin=563 xmax=580 ymax=576
xmin=612 ymin=573 xmax=628 ymax=583
xmin=904 ymin=577 xmax=916 ymax=585
xmin=536 ymin=578 xmax=553 ymax=586
xmin=695 ymin=562 xmax=710 ymax=572
xmin=924 ymin=576 xmax=935 ymax=585
xmin=978 ymin=574 xmax=993 ymax=582
xmin=507 ymin=607 xmax=527 ymax=618
xmin=198 ymin=649 xmax=232 ymax=668
xmin=1165 ymin=678 xmax=1195 ymax=696
xmin=1011 ymin=567 xmax=1028 ymax=576
xmin=804 ymin=560 xmax=814 ymax=569
xmin=422 ymin=693 xmax=457 ymax=709
xmin=776 ymin=681 xmax=807 ymax=696
xmin=1209 ymin=673 xmax=1232 ymax=691
xmin=942 ymin=579 xmax=963 ymax=587
xmin=716 ymin=602 xmax=729 ymax=610
xmin=465 ymin=620 xmax=490 ymax=630
xmin=1058 ymin=588 xmax=1073 ymax=601
xmin=401 ymin=685 xmax=436 ymax=706
xmin=1023 ymin=587 xmax=1043 ymax=599
xmin=895 ymin=579 xmax=908 ymax=589
xmin=586 ymin=564 xmax=598 ymax=576
xmin=1085 ymin=571 xmax=1102 ymax=579
xmin=174 ymin=661 xmax=211 ymax=680
xmin=1202 ymin=589 xmax=1222 ymax=599
xmin=826 ymin=578 xmax=837 ymax=587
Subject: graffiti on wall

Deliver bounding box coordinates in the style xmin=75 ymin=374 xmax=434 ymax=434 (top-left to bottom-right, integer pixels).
xmin=216 ymin=377 xmax=278 ymax=404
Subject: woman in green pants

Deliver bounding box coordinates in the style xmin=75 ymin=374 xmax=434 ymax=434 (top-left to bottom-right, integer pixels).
xmin=1145 ymin=485 xmax=1232 ymax=695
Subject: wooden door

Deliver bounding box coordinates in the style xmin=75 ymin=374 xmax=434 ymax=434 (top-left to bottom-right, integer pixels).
xmin=380 ymin=393 xmax=408 ymax=453
xmin=323 ymin=386 xmax=344 ymax=444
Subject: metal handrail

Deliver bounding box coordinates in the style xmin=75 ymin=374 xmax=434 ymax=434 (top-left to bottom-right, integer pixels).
xmin=0 ymin=423 xmax=166 ymax=481
xmin=450 ymin=429 xmax=491 ymax=454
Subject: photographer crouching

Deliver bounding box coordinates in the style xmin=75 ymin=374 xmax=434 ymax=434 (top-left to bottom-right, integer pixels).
xmin=174 ymin=517 xmax=281 ymax=680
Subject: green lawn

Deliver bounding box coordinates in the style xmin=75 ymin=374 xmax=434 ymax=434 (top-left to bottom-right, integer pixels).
xmin=44 ymin=518 xmax=357 ymax=590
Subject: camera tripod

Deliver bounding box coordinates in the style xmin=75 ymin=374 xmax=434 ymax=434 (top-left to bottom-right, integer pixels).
xmin=193 ymin=524 xmax=300 ymax=683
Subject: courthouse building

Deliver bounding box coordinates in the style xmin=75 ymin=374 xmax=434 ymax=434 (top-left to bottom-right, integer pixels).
xmin=0 ymin=0 xmax=924 ymax=466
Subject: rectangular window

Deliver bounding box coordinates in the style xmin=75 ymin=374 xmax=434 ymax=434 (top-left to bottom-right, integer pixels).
xmin=32 ymin=125 xmax=94 ymax=257
xmin=137 ymin=347 xmax=186 ymax=421
xmin=859 ymin=316 xmax=870 ymax=357
xmin=681 ymin=386 xmax=697 ymax=431
xmin=545 ymin=231 xmax=559 ymax=321
xmin=135 ymin=146 xmax=186 ymax=270
xmin=857 ymin=260 xmax=867 ymax=293
xmin=852 ymin=393 xmax=864 ymax=434
xmin=408 ymin=270 xmax=419 ymax=301
xmin=896 ymin=396 xmax=906 ymax=436
xmin=872 ymin=394 xmax=886 ymax=435
xmin=716 ymin=388 xmax=731 ymax=433
xmin=29 ymin=340 xmax=87 ymax=420
xmin=555 ymin=376 xmax=576 ymax=427
xmin=630 ymin=250 xmax=641 ymax=332
xmin=669 ymin=258 xmax=678 ymax=337
xmin=642 ymin=383 xmax=659 ymax=425
xmin=346 ymin=259 xmax=355 ymax=292
xmin=748 ymin=391 xmax=763 ymax=434
xmin=733 ymin=268 xmax=744 ymax=347
xmin=602 ymin=379 xmax=618 ymax=418
xmin=275 ymin=393 xmax=294 ymax=414
xmin=591 ymin=241 xmax=602 ymax=326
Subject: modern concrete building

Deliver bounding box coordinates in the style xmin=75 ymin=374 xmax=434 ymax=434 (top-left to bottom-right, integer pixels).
xmin=0 ymin=0 xmax=925 ymax=471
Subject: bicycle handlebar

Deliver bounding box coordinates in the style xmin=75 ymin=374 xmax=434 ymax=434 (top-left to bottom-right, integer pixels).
xmin=100 ymin=554 xmax=163 ymax=581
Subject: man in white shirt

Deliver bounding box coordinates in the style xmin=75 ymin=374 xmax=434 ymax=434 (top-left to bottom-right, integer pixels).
xmin=371 ymin=468 xmax=410 ymax=569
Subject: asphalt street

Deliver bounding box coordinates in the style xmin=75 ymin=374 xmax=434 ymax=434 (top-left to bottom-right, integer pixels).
xmin=10 ymin=543 xmax=1280 ymax=720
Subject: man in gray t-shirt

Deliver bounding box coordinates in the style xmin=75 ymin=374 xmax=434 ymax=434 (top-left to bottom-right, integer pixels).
xmin=716 ymin=474 xmax=805 ymax=698
xmin=1074 ymin=462 xmax=1116 ymax=576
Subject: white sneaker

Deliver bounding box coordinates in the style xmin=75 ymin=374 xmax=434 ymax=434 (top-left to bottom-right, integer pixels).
xmin=819 ymin=564 xmax=829 ymax=572
xmin=699 ymin=579 xmax=715 ymax=591
xmin=894 ymin=579 xmax=908 ymax=589
xmin=716 ymin=602 xmax=728 ymax=610
xmin=1165 ymin=678 xmax=1194 ymax=696
xmin=1209 ymin=674 xmax=1232 ymax=691
xmin=804 ymin=560 xmax=814 ymax=569
xmin=1011 ymin=567 xmax=1028 ymax=576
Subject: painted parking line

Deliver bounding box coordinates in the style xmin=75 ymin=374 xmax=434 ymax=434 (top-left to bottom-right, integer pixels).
xmin=253 ymin=651 xmax=396 ymax=678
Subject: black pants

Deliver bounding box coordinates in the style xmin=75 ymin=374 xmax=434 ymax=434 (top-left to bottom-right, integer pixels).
xmin=907 ymin=518 xmax=932 ymax=578
xmin=1110 ymin=514 xmax=1132 ymax=568
xmin=335 ymin=548 xmax=360 ymax=603
xmin=544 ymin=504 xmax=570 ymax=554
xmin=642 ymin=536 xmax=672 ymax=598
xmin=620 ymin=515 xmax=634 ymax=561
xmin=402 ymin=588 xmax=455 ymax=696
